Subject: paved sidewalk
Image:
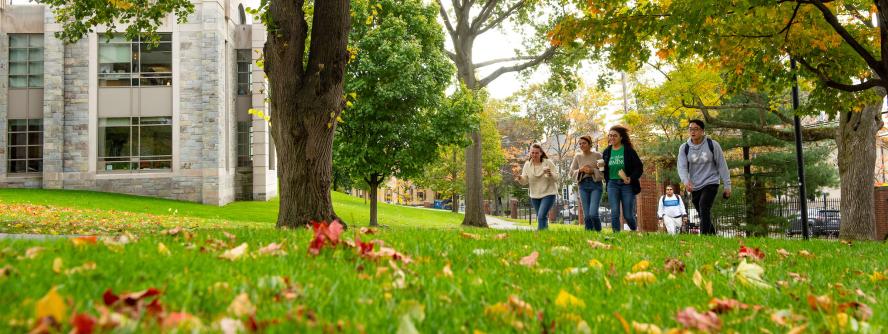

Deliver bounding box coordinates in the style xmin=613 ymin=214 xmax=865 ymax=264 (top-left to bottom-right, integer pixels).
xmin=485 ymin=215 xmax=534 ymax=231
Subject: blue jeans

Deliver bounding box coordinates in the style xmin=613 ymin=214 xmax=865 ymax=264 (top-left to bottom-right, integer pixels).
xmin=578 ymin=178 xmax=603 ymax=231
xmin=607 ymin=179 xmax=637 ymax=232
xmin=530 ymin=195 xmax=556 ymax=230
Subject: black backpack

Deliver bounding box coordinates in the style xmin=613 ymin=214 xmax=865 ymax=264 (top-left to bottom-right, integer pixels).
xmin=683 ymin=138 xmax=717 ymax=169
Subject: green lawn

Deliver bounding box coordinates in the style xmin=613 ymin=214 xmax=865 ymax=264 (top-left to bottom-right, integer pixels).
xmin=0 ymin=188 xmax=466 ymax=229
xmin=1 ymin=189 xmax=885 ymax=332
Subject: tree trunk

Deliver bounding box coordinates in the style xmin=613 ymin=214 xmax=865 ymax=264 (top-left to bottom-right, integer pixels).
xmin=837 ymin=100 xmax=883 ymax=240
xmin=462 ymin=130 xmax=489 ymax=226
xmin=369 ymin=174 xmax=380 ymax=227
xmin=267 ymin=0 xmax=351 ymax=228
xmin=451 ymin=193 xmax=460 ymax=213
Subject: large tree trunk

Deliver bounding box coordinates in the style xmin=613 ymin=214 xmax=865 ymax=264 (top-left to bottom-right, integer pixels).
xmin=267 ymin=0 xmax=351 ymax=228
xmin=837 ymin=101 xmax=883 ymax=240
xmin=451 ymin=193 xmax=460 ymax=213
xmin=463 ymin=130 xmax=489 ymax=226
xmin=368 ymin=174 xmax=380 ymax=227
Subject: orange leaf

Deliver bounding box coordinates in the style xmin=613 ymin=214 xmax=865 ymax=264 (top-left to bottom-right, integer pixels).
xmin=519 ymin=251 xmax=539 ymax=267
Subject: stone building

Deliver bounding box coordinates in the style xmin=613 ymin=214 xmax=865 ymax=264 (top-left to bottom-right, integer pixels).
xmin=0 ymin=0 xmax=277 ymax=205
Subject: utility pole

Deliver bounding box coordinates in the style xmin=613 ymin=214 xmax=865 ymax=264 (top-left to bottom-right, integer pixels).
xmin=791 ymin=59 xmax=810 ymax=240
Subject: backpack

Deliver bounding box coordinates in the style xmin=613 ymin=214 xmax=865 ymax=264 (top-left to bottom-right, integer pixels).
xmin=661 ymin=195 xmax=683 ymax=207
xmin=683 ymin=138 xmax=717 ymax=169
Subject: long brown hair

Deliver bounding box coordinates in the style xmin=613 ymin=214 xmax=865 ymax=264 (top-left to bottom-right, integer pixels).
xmin=530 ymin=143 xmax=548 ymax=161
xmin=609 ymin=125 xmax=634 ymax=150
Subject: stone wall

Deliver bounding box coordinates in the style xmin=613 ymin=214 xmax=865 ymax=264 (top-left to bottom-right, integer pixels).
xmin=0 ymin=32 xmax=8 ymax=178
xmin=59 ymin=36 xmax=92 ymax=188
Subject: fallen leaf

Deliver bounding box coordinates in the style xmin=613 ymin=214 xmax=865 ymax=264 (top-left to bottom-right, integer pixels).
xmin=693 ymin=270 xmax=704 ymax=288
xmin=70 ymin=313 xmax=96 ymax=334
xmin=442 ymin=263 xmax=454 ymax=277
xmin=588 ymin=259 xmax=603 ymax=269
xmin=519 ymin=251 xmax=539 ymax=267
xmin=776 ymin=248 xmax=791 ymax=258
xmin=460 ymin=232 xmax=481 ymax=240
xmin=52 ymin=258 xmax=63 ymax=274
xmin=631 ymin=260 xmax=650 ymax=272
xmin=708 ymin=298 xmax=749 ymax=313
xmin=586 ymin=240 xmax=613 ymax=249
xmin=396 ymin=314 xmax=419 ymax=334
xmin=493 ymin=233 xmax=508 ymax=240
xmin=554 ymin=290 xmax=586 ymax=308
xmin=788 ymin=272 xmax=808 ymax=282
xmin=71 ymin=236 xmax=98 ymax=246
xmin=838 ymin=301 xmax=872 ymax=321
xmin=625 ymin=271 xmax=657 ymax=284
xmin=157 ymin=242 xmax=171 ymax=256
xmin=870 ymin=271 xmax=887 ymax=283
xmin=676 ymin=307 xmax=721 ymax=333
xmin=228 ymin=293 xmax=256 ymax=317
xmin=64 ymin=262 xmax=96 ymax=276
xmin=162 ymin=311 xmax=202 ymax=330
xmin=632 ymin=321 xmax=663 ymax=334
xmin=25 ymin=247 xmax=44 ymax=259
xmin=807 ymin=294 xmax=833 ymax=311
xmin=738 ymin=245 xmax=765 ymax=261
xmin=222 ymin=231 xmax=237 ymax=243
xmin=798 ymin=250 xmax=815 ymax=258
xmin=664 ymin=258 xmax=685 ymax=274
xmin=220 ymin=243 xmax=249 ymax=261
xmin=771 ymin=309 xmax=806 ymax=326
xmin=577 ymin=320 xmax=592 ymax=334
xmin=218 ymin=317 xmax=244 ymax=334
xmin=359 ymin=227 xmax=377 ymax=234
xmin=308 ymin=221 xmax=344 ymax=255
xmin=0 ymin=264 xmax=15 ymax=278
xmin=258 ymin=242 xmax=286 ymax=256
xmin=735 ymin=260 xmax=771 ymax=289
xmin=35 ymin=286 xmax=66 ymax=323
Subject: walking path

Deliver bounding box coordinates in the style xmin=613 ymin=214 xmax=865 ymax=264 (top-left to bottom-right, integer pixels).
xmin=485 ymin=215 xmax=534 ymax=231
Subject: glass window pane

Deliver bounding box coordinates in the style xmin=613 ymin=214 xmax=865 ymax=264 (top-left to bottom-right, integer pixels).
xmin=236 ymin=50 xmax=251 ymax=61
xmin=10 ymin=133 xmax=27 ymax=146
xmin=99 ymin=44 xmax=132 ymax=73
xmin=139 ymin=117 xmax=172 ymax=125
xmin=139 ymin=44 xmax=172 ymax=73
xmin=29 ymin=62 xmax=43 ymax=74
xmin=28 ymin=146 xmax=42 ymax=159
xmin=29 ymin=75 xmax=43 ymax=88
xmin=98 ymin=76 xmax=132 ymax=87
xmin=29 ymin=34 xmax=44 ymax=48
xmin=138 ymin=160 xmax=171 ymax=170
xmin=138 ymin=125 xmax=172 ymax=156
xmin=10 ymin=49 xmax=28 ymax=62
xmin=29 ymin=48 xmax=43 ymax=61
xmin=102 ymin=161 xmax=133 ymax=171
xmin=237 ymin=73 xmax=250 ymax=84
xmin=237 ymin=63 xmax=250 ymax=73
xmin=98 ymin=125 xmax=131 ymax=157
xmin=9 ymin=120 xmax=28 ymax=131
xmin=9 ymin=160 xmax=27 ymax=173
xmin=10 ymin=35 xmax=28 ymax=48
xmin=10 ymin=146 xmax=27 ymax=159
xmin=100 ymin=34 xmax=130 ymax=43
xmin=10 ymin=76 xmax=28 ymax=88
xmin=27 ymin=160 xmax=43 ymax=173
xmin=9 ymin=62 xmax=28 ymax=75
xmin=99 ymin=118 xmax=132 ymax=126
xmin=27 ymin=119 xmax=43 ymax=131
xmin=28 ymin=132 xmax=42 ymax=145
xmin=139 ymin=77 xmax=171 ymax=86
xmin=237 ymin=83 xmax=250 ymax=96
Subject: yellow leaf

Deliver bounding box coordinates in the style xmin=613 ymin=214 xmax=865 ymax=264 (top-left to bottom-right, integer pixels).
xmin=442 ymin=263 xmax=454 ymax=277
xmin=588 ymin=259 xmax=603 ymax=269
xmin=693 ymin=270 xmax=704 ymax=288
xmin=220 ymin=243 xmax=249 ymax=261
xmin=227 ymin=293 xmax=256 ymax=317
xmin=157 ymin=242 xmax=171 ymax=256
xmin=625 ymin=271 xmax=657 ymax=284
xmin=604 ymin=276 xmax=612 ymax=291
xmin=52 ymin=258 xmax=63 ymax=274
xmin=631 ymin=260 xmax=650 ymax=272
xmin=577 ymin=320 xmax=592 ymax=334
xmin=735 ymin=259 xmax=771 ymax=289
xmin=35 ymin=286 xmax=66 ymax=322
xmin=632 ymin=321 xmax=663 ymax=334
xmin=870 ymin=271 xmax=887 ymax=283
xmin=555 ymin=289 xmax=586 ymax=308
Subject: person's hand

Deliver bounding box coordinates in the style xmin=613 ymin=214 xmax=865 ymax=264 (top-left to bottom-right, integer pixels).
xmin=723 ymin=188 xmax=732 ymax=199
xmin=685 ymin=181 xmax=694 ymax=192
xmin=618 ymin=169 xmax=630 ymax=183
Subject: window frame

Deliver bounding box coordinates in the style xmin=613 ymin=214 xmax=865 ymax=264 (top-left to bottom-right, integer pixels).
xmin=98 ymin=33 xmax=173 ymax=87
xmin=236 ymin=121 xmax=253 ymax=168
xmin=97 ymin=117 xmax=173 ymax=173
xmin=7 ymin=118 xmax=43 ymax=174
xmin=8 ymin=34 xmax=44 ymax=89
xmin=236 ymin=49 xmax=252 ymax=96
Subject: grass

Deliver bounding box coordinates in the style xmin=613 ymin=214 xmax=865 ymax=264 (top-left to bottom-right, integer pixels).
xmin=1 ymin=189 xmax=886 ymax=332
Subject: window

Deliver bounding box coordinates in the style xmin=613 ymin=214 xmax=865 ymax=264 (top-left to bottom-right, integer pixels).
xmin=7 ymin=119 xmax=43 ymax=173
xmin=237 ymin=121 xmax=253 ymax=168
xmin=98 ymin=117 xmax=172 ymax=172
xmin=9 ymin=34 xmax=43 ymax=89
xmin=236 ymin=50 xmax=251 ymax=95
xmin=99 ymin=34 xmax=172 ymax=87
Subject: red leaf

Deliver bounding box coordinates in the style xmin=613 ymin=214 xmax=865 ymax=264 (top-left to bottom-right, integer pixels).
xmin=70 ymin=313 xmax=96 ymax=334
xmin=738 ymin=246 xmax=765 ymax=261
xmin=308 ymin=221 xmax=345 ymax=255
xmin=708 ymin=298 xmax=749 ymax=313
xmin=102 ymin=289 xmax=119 ymax=306
xmin=326 ymin=220 xmax=344 ymax=245
xmin=676 ymin=307 xmax=722 ymax=333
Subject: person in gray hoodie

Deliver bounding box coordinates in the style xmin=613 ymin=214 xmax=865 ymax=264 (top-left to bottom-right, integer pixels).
xmin=677 ymin=120 xmax=731 ymax=235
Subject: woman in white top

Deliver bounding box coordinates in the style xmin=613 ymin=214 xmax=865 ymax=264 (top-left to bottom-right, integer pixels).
xmin=657 ymin=185 xmax=688 ymax=235
xmin=570 ymin=135 xmax=605 ymax=231
xmin=517 ymin=144 xmax=559 ymax=230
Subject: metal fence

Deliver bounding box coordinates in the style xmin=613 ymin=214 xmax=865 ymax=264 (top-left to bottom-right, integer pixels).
xmin=510 ymin=193 xmax=842 ymax=239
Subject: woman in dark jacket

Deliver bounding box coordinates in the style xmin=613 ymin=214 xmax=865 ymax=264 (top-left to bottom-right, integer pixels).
xmin=602 ymin=125 xmax=643 ymax=232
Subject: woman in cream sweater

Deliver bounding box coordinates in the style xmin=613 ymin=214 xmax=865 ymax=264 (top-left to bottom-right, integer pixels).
xmin=517 ymin=144 xmax=559 ymax=230
xmin=570 ymin=135 xmax=605 ymax=231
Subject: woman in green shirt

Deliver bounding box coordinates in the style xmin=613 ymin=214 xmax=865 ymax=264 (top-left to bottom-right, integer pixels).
xmin=601 ymin=125 xmax=644 ymax=232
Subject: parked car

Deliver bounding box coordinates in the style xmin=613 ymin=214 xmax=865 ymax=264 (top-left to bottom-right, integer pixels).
xmin=786 ymin=209 xmax=840 ymax=237
xmin=786 ymin=209 xmax=818 ymax=237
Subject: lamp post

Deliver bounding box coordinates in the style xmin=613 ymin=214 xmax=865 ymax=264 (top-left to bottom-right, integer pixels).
xmin=791 ymin=58 xmax=810 ymax=240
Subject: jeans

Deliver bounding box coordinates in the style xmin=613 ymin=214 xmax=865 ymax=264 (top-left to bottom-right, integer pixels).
xmin=607 ymin=179 xmax=637 ymax=232
xmin=530 ymin=194 xmax=556 ymax=230
xmin=692 ymin=184 xmax=720 ymax=235
xmin=577 ymin=178 xmax=603 ymax=231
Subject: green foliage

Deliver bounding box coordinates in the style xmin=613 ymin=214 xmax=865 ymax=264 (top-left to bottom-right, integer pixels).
xmin=37 ymin=0 xmax=194 ymax=44
xmin=334 ymin=0 xmax=469 ymax=187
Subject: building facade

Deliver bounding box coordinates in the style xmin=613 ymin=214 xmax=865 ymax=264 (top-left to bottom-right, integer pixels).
xmin=0 ymin=0 xmax=277 ymax=205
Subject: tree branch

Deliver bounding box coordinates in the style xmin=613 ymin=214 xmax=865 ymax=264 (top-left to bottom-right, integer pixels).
xmin=477 ymin=46 xmax=557 ymax=88
xmin=477 ymin=0 xmax=527 ymax=35
xmin=808 ymin=0 xmax=886 ymax=78
xmin=445 ymin=49 xmax=458 ymax=63
xmin=474 ymin=55 xmax=541 ymax=68
xmin=470 ymin=0 xmax=500 ymax=32
xmin=681 ymin=99 xmax=835 ymax=141
xmin=794 ymin=56 xmax=885 ymax=92
xmin=844 ymin=4 xmax=875 ymax=28
xmin=436 ymin=0 xmax=459 ymax=43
